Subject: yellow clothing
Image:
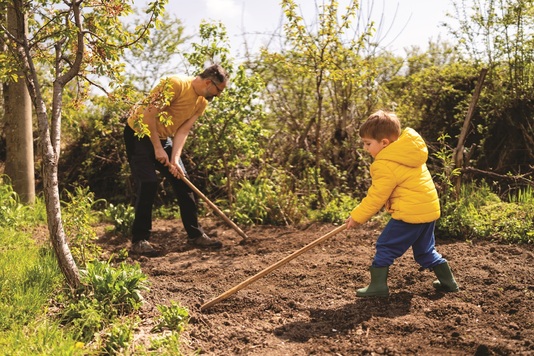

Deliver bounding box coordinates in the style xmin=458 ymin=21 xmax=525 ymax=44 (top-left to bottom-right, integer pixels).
xmin=350 ymin=128 xmax=440 ymax=224
xmin=127 ymin=75 xmax=208 ymax=138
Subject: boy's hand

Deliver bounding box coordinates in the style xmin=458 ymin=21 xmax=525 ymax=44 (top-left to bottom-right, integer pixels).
xmin=345 ymin=216 xmax=360 ymax=230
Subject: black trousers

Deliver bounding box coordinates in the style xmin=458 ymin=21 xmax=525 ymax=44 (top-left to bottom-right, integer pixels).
xmin=123 ymin=124 xmax=204 ymax=243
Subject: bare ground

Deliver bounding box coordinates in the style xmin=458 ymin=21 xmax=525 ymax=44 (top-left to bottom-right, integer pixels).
xmin=98 ymin=217 xmax=534 ymax=355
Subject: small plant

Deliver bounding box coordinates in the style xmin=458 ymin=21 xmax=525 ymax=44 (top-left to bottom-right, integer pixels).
xmin=101 ymin=317 xmax=136 ymax=355
xmin=152 ymin=301 xmax=189 ymax=332
xmin=233 ymin=179 xmax=273 ymax=225
xmin=432 ymin=133 xmax=461 ymax=202
xmin=103 ymin=203 xmax=135 ymax=235
xmin=508 ymin=185 xmax=534 ymax=204
xmin=232 ymin=172 xmax=307 ymax=226
xmin=62 ymin=186 xmax=103 ymax=265
xmin=154 ymin=203 xmax=181 ymax=220
xmin=0 ymin=175 xmax=43 ymax=228
xmin=437 ymin=181 xmax=534 ymax=243
xmin=80 ymin=260 xmax=149 ymax=314
xmin=61 ymin=260 xmax=150 ymax=343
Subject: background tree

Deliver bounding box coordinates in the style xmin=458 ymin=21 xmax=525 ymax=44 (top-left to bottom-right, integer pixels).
xmin=123 ymin=11 xmax=188 ymax=92
xmin=448 ymin=0 xmax=534 ymax=182
xmin=251 ymin=0 xmax=383 ymax=204
xmin=184 ymin=21 xmax=267 ymax=207
xmin=2 ymin=2 xmax=34 ymax=204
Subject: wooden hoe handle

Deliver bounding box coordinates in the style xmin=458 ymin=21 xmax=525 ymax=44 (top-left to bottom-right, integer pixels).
xmin=200 ymin=224 xmax=347 ymax=311
xmin=181 ymin=176 xmax=249 ymax=240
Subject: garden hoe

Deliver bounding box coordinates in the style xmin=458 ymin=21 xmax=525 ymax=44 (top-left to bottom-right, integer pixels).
xmin=180 ymin=175 xmax=249 ymax=240
xmin=200 ymin=224 xmax=347 ymax=311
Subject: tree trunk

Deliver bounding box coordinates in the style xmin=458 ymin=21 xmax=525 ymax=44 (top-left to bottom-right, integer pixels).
xmin=8 ymin=0 xmax=80 ymax=288
xmin=3 ymin=2 xmax=35 ymax=204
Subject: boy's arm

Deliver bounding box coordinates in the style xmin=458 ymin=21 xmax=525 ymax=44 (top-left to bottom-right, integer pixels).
xmin=350 ymin=162 xmax=396 ymax=224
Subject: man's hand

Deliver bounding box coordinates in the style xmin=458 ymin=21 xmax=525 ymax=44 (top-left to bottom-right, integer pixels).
xmin=345 ymin=216 xmax=360 ymax=230
xmin=168 ymin=162 xmax=185 ymax=179
xmin=155 ymin=147 xmax=169 ymax=166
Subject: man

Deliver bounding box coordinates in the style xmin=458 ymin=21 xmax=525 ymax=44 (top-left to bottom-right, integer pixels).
xmin=124 ymin=64 xmax=229 ymax=255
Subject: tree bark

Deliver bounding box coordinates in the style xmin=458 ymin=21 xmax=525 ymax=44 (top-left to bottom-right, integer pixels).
xmin=8 ymin=0 xmax=80 ymax=288
xmin=3 ymin=2 xmax=35 ymax=204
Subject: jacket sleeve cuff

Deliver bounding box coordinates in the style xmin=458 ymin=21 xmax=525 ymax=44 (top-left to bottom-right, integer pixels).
xmin=350 ymin=209 xmax=366 ymax=225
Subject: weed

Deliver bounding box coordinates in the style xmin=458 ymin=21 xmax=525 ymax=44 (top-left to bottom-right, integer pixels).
xmin=153 ymin=301 xmax=189 ymax=332
xmin=62 ymin=186 xmax=103 ymax=265
xmin=61 ymin=259 xmax=149 ymax=343
xmin=103 ymin=203 xmax=135 ymax=235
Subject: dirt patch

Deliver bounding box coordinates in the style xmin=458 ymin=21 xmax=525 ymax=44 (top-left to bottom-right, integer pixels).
xmin=98 ymin=217 xmax=534 ymax=355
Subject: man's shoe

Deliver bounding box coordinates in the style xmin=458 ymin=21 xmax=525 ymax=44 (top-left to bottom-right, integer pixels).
xmin=131 ymin=240 xmax=158 ymax=256
xmin=188 ymin=233 xmax=223 ymax=249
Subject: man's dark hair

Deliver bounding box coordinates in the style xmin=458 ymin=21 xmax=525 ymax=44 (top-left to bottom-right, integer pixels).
xmin=199 ymin=64 xmax=229 ymax=84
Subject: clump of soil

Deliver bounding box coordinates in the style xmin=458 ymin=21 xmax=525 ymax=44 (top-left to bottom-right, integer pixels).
xmin=98 ymin=217 xmax=534 ymax=355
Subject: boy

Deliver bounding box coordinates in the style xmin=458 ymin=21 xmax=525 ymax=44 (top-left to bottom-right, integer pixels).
xmin=346 ymin=110 xmax=459 ymax=297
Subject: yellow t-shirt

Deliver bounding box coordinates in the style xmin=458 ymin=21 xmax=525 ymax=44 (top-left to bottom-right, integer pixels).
xmin=127 ymin=75 xmax=208 ymax=138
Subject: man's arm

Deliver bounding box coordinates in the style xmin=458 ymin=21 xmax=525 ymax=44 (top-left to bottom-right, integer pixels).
xmin=168 ymin=114 xmax=200 ymax=178
xmin=142 ymin=105 xmax=170 ymax=166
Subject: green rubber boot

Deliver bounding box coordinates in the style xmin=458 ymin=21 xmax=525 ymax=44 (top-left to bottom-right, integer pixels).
xmin=432 ymin=262 xmax=459 ymax=292
xmin=356 ymin=266 xmax=389 ymax=297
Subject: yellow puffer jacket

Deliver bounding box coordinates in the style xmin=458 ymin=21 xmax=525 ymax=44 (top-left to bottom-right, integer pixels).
xmin=350 ymin=128 xmax=440 ymax=224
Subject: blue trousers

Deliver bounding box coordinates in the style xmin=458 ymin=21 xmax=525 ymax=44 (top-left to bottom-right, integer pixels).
xmin=372 ymin=218 xmax=446 ymax=269
xmin=124 ymin=124 xmax=204 ymax=243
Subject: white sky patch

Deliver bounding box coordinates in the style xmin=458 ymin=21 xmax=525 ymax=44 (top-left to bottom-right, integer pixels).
xmin=205 ymin=0 xmax=241 ymax=22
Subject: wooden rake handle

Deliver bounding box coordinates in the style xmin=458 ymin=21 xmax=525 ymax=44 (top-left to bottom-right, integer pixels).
xmin=200 ymin=224 xmax=347 ymax=311
xmin=180 ymin=175 xmax=249 ymax=240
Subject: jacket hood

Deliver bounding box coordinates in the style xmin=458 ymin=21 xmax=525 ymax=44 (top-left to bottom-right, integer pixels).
xmin=375 ymin=128 xmax=428 ymax=167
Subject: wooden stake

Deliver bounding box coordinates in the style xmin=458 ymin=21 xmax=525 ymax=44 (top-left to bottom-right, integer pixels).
xmin=181 ymin=176 xmax=249 ymax=240
xmin=200 ymin=224 xmax=347 ymax=311
xmin=453 ymin=67 xmax=488 ymax=196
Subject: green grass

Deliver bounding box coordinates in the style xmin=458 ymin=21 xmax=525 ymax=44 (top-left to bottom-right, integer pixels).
xmin=0 ymin=180 xmax=190 ymax=355
xmin=437 ymin=181 xmax=534 ymax=243
xmin=0 ymin=225 xmax=83 ymax=355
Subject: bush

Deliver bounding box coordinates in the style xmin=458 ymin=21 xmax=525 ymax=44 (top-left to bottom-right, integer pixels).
xmin=437 ymin=182 xmax=534 ymax=243
xmin=313 ymin=192 xmax=360 ymax=224
xmin=232 ymin=173 xmax=307 ymax=226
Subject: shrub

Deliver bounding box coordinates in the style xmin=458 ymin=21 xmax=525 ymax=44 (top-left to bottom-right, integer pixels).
xmin=313 ymin=192 xmax=360 ymax=224
xmin=437 ymin=182 xmax=534 ymax=243
xmin=232 ymin=173 xmax=307 ymax=226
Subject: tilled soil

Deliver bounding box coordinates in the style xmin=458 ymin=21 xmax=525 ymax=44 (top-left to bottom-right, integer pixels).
xmin=98 ymin=217 xmax=534 ymax=355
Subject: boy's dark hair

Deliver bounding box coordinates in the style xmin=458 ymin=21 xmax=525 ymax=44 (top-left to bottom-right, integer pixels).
xmin=359 ymin=110 xmax=401 ymax=141
xmin=199 ymin=64 xmax=229 ymax=85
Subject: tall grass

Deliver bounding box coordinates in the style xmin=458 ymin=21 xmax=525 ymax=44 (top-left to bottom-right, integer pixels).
xmin=0 ymin=178 xmax=81 ymax=354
